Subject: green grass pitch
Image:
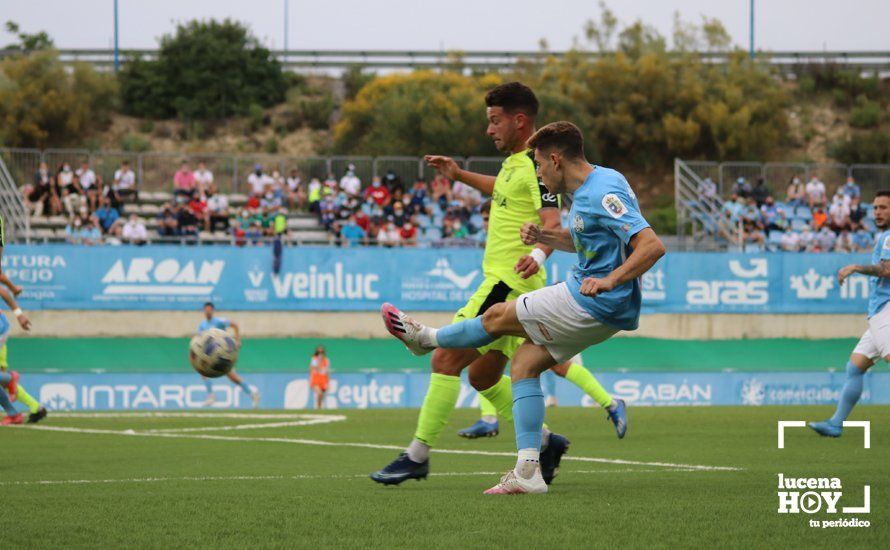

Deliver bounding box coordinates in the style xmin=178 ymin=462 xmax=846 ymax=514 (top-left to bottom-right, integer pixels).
xmin=3 ymin=406 xmax=887 ymax=548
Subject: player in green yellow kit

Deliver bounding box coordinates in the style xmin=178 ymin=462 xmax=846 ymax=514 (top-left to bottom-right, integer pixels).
xmin=370 ymin=83 xmax=624 ymax=486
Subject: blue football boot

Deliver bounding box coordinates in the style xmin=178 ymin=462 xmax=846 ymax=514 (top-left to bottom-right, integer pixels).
xmin=457 ymin=419 xmax=499 ymax=439
xmin=808 ymin=420 xmax=842 ymax=438
xmin=370 ymin=453 xmax=430 ymax=485
xmin=607 ymin=398 xmax=628 ymax=439
xmin=540 ymin=432 xmax=570 ymax=485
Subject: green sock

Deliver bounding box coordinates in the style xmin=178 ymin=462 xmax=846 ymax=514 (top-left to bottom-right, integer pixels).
xmin=16 ymin=384 xmax=41 ymax=414
xmin=478 ymin=393 xmax=498 ymax=419
xmin=566 ymin=363 xmax=613 ymax=408
xmin=413 ymin=373 xmax=461 ymax=446
xmin=478 ymin=375 xmax=513 ymax=423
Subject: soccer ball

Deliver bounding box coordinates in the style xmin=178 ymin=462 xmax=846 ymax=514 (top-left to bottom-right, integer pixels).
xmin=189 ymin=328 xmax=238 ymax=378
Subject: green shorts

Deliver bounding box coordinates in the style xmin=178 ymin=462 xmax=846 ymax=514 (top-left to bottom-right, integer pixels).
xmin=452 ymin=276 xmax=526 ymax=360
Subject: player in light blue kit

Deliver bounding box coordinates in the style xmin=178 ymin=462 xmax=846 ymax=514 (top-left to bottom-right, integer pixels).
xmin=381 ymin=122 xmax=665 ymax=494
xmin=809 ymin=190 xmax=890 ymax=437
xmin=198 ymin=302 xmax=260 ymax=408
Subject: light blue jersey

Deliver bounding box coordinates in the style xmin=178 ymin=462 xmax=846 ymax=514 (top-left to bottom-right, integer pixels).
xmin=867 ymin=230 xmax=890 ymax=318
xmin=0 ymin=312 xmax=8 ymax=338
xmin=566 ymin=166 xmax=651 ymax=330
xmin=198 ymin=316 xmax=231 ymax=333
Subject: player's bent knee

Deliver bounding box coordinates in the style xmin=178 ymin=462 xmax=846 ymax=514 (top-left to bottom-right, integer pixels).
xmin=430 ymin=348 xmax=468 ymax=376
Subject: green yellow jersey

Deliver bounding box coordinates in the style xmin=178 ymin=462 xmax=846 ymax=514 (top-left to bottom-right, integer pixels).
xmin=482 ymin=150 xmax=559 ymax=293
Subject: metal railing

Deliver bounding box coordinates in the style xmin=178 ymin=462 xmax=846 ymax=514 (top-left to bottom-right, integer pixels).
xmin=2 ymin=48 xmax=887 ymax=73
xmin=0 ymin=148 xmax=503 ymax=196
xmin=0 ymin=156 xmax=30 ymax=244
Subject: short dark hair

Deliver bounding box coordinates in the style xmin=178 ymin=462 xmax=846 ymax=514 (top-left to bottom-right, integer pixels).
xmin=485 ymin=82 xmax=538 ymax=118
xmin=480 ymin=200 xmax=491 ymax=215
xmin=204 ymin=302 xmax=214 ymax=309
xmin=527 ymin=121 xmax=585 ymax=160
xmin=876 ymin=190 xmax=890 ymax=199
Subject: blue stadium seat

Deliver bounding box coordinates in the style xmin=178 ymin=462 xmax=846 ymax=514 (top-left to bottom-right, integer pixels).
xmin=744 ymin=243 xmax=764 ymax=253
xmin=791 ymin=218 xmax=809 ymax=231
xmin=430 ymin=203 xmax=443 ymax=217
xmin=416 ymin=214 xmax=431 ymax=228
xmin=794 ymin=206 xmax=812 ymax=220
xmin=469 ymin=214 xmax=484 ymax=230
xmin=425 ymin=227 xmax=443 ymax=241
xmin=768 ymin=230 xmax=784 ymax=244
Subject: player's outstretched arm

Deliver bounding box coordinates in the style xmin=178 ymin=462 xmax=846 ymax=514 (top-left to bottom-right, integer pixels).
xmin=839 ymin=261 xmax=890 ymax=285
xmin=424 ymin=155 xmax=496 ymax=196
xmin=579 ymin=228 xmax=666 ymax=297
xmin=229 ymin=321 xmax=241 ymax=344
xmin=520 ymin=222 xmax=575 ymax=252
xmin=0 ymin=287 xmax=30 ymax=330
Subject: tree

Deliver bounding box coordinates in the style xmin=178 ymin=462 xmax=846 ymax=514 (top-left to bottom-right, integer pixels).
xmin=0 ymin=51 xmax=116 ymax=147
xmin=119 ymin=19 xmax=287 ymax=120
xmin=4 ymin=21 xmax=54 ymax=52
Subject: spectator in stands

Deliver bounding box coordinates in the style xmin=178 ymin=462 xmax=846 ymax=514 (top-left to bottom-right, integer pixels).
xmin=319 ymin=195 xmax=337 ymax=231
xmin=206 ymin=185 xmax=230 ymax=232
xmin=174 ymin=161 xmax=197 ymax=199
xmin=260 ymin=183 xmax=283 ymax=217
xmin=340 ymin=165 xmax=362 ymax=197
xmin=64 ymin=216 xmax=83 ymax=244
xmin=452 ymin=179 xmax=482 ymax=209
xmin=814 ymin=225 xmax=837 ymax=252
xmin=431 ymin=173 xmax=452 ymax=209
xmin=388 ymin=201 xmax=408 ymax=228
xmin=805 ymin=175 xmax=827 ymax=209
xmin=188 ymin=193 xmax=208 ymax=233
xmin=841 ymin=176 xmax=861 ymax=202
xmin=798 ymin=225 xmax=816 ymax=251
xmin=339 ymin=215 xmax=366 ymax=247
xmin=828 ymin=192 xmax=852 ymax=233
xmin=81 ymin=216 xmax=103 ymax=246
xmin=94 ymin=196 xmax=120 ymax=234
xmin=780 ymin=227 xmax=800 ymax=252
xmin=363 ymin=177 xmax=391 ymax=206
xmin=354 ymin=208 xmax=371 ymax=234
xmin=176 ymin=202 xmax=200 ymax=239
xmin=307 ymin=178 xmax=322 ymax=213
xmin=732 ymin=177 xmax=752 ymax=198
xmin=834 ymin=229 xmax=854 ymax=253
xmin=785 ymin=176 xmax=805 ymax=207
xmin=76 ymin=160 xmax=99 ymax=212
xmin=407 ymin=179 xmax=431 ymax=216
xmin=247 ymin=165 xmax=272 ymax=197
xmin=849 ymin=198 xmax=866 ymax=227
xmin=400 ymin=222 xmax=418 ymax=246
xmin=697 ymin=177 xmax=719 ymax=207
xmin=286 ymin=169 xmax=306 ymax=211
xmin=193 ymin=161 xmax=214 ymax=197
xmin=122 ymin=214 xmax=148 ymax=245
xmin=323 ymin=172 xmax=339 ymax=196
xmin=851 ymin=222 xmax=872 ymax=252
xmin=759 ymin=196 xmax=782 ymax=231
xmin=742 ymin=220 xmax=765 ymax=248
xmin=270 ymin=170 xmax=285 ymax=194
xmin=751 ymin=177 xmax=771 ymax=207
xmin=245 ymin=220 xmax=264 ymax=245
xmin=57 ymin=162 xmax=84 ymax=217
xmin=113 ymin=160 xmax=138 ymax=203
xmin=156 ymin=203 xmax=179 ymax=237
xmin=812 ymin=207 xmax=828 ymax=231
xmin=376 ymin=219 xmax=401 ymax=247
xmin=231 ymin=219 xmax=246 ymax=247
xmin=383 ymin=169 xmax=403 ymax=193
xmin=25 ymin=162 xmax=60 ymax=217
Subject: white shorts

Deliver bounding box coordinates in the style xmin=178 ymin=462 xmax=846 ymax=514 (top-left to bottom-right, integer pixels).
xmin=515 ymin=282 xmax=620 ymax=363
xmin=853 ymin=304 xmax=890 ymax=360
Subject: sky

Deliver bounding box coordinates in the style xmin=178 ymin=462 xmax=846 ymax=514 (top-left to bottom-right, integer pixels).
xmin=1 ymin=0 xmax=888 ymax=53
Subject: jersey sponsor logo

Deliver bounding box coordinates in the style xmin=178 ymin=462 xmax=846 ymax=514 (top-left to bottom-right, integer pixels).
xmin=492 ymin=189 xmax=508 ymax=208
xmin=602 ymin=194 xmax=628 ymax=218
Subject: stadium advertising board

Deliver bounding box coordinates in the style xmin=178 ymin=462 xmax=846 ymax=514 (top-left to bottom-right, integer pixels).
xmin=25 ymin=371 xmax=890 ymax=411
xmin=4 ymin=245 xmax=870 ymax=313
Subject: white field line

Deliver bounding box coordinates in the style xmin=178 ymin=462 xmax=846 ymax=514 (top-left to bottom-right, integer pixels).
xmin=51 ymin=412 xmax=347 ymax=421
xmin=0 ymin=469 xmax=701 ymax=487
xmin=21 ymin=424 xmax=743 ymax=472
xmin=143 ymin=419 xmax=344 ymax=433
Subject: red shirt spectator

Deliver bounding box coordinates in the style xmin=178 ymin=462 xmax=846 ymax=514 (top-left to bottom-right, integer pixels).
xmin=400 ymin=222 xmax=417 ymax=245
xmin=363 ymin=181 xmax=391 ymax=206
xmin=354 ymin=210 xmax=371 ymax=233
xmin=189 ymin=197 xmax=207 ymax=217
xmin=247 ymin=195 xmax=261 ymax=209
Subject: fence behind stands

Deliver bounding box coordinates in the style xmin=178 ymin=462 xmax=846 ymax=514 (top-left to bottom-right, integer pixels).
xmin=0 ymin=148 xmax=504 ymax=195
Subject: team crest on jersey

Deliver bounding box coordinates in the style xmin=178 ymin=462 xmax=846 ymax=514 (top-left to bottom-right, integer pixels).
xmin=573 ymin=214 xmax=584 ymax=233
xmin=883 ymin=235 xmax=890 ymax=250
xmin=602 ymin=194 xmax=627 ymax=218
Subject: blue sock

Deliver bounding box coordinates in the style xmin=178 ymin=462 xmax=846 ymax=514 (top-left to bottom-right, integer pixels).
xmin=204 ymin=378 xmax=212 ymax=393
xmin=0 ymin=372 xmax=10 ymax=386
xmin=434 ymin=317 xmax=495 ymax=349
xmin=512 ymin=378 xmax=545 ymax=451
xmin=237 ymin=381 xmax=252 ymax=393
xmin=541 ymin=370 xmax=557 ymax=398
xmin=830 ymin=362 xmax=865 ymax=426
xmin=0 ymin=388 xmax=16 ymax=415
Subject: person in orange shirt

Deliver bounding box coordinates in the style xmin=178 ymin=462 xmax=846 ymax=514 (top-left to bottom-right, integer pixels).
xmin=309 ymin=346 xmax=331 ymax=409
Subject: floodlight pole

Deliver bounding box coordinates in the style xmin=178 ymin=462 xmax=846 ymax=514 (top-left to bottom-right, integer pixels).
xmin=748 ymin=0 xmax=755 ymax=59
xmin=284 ymin=0 xmax=289 ymax=63
xmin=113 ymin=0 xmax=120 ymax=72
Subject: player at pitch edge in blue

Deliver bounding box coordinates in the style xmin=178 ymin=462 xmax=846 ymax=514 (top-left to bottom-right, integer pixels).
xmin=809 ymin=190 xmax=890 ymax=438
xmin=197 ymin=302 xmax=260 ymax=408
xmin=382 ymin=121 xmax=665 ymax=494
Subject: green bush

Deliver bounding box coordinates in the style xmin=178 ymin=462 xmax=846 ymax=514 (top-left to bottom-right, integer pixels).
xmin=248 ymin=103 xmax=265 ymax=132
xmin=264 ymin=136 xmax=279 ymax=154
xmin=138 ymin=119 xmax=155 ymax=133
xmin=829 ymin=132 xmax=890 ymax=164
xmin=119 ymin=19 xmax=287 ymax=120
xmin=120 ymin=134 xmax=151 ymax=152
xmin=850 ymin=98 xmax=881 ymax=128
xmin=299 ymin=96 xmax=335 ymax=130
xmin=0 ymin=50 xmax=117 ymax=147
